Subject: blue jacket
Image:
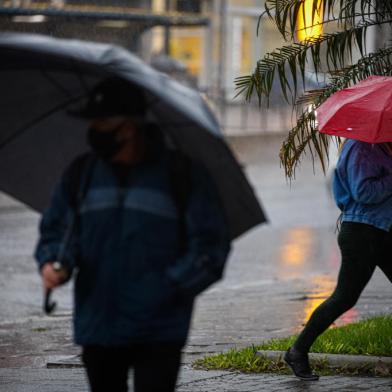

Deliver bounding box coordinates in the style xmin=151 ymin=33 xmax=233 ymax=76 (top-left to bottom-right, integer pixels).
xmin=333 ymin=139 xmax=392 ymax=231
xmin=35 ymin=149 xmax=230 ymax=346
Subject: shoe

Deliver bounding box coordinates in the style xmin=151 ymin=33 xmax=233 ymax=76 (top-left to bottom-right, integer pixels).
xmin=284 ymin=347 xmax=319 ymax=381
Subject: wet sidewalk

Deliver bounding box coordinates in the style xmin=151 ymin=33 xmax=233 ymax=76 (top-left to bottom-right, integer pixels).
xmin=1 ymin=367 xmax=392 ymax=391
xmin=1 ymin=135 xmax=391 ymax=391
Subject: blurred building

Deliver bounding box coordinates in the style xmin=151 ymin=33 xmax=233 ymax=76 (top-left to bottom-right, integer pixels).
xmin=0 ymin=1 xmax=208 ymax=52
xmin=0 ymin=0 xmax=297 ymax=134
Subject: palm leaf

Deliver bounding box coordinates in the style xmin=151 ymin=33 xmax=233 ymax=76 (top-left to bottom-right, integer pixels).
xmin=280 ymin=46 xmax=392 ymax=177
xmin=264 ymin=0 xmax=386 ymax=38
xmin=235 ymin=20 xmax=386 ymax=103
xmin=243 ymin=1 xmax=392 ymax=178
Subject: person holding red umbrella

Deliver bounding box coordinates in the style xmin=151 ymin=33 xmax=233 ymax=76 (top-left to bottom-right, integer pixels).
xmin=284 ymin=76 xmax=392 ymax=381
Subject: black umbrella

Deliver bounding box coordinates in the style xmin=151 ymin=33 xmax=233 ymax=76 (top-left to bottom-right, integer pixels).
xmin=0 ymin=32 xmax=267 ymax=241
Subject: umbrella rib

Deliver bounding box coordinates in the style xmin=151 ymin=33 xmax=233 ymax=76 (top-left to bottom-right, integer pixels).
xmin=41 ymin=64 xmax=96 ymax=100
xmin=0 ymin=95 xmax=83 ymax=151
xmin=41 ymin=69 xmax=75 ymax=99
xmin=0 ymin=61 xmax=93 ymax=151
xmin=377 ymin=90 xmax=392 ymax=140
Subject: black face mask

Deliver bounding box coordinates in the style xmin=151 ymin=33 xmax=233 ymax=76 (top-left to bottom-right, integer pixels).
xmin=87 ymin=127 xmax=123 ymax=160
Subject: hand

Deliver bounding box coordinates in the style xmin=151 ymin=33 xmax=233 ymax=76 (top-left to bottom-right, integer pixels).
xmin=41 ymin=262 xmax=69 ymax=290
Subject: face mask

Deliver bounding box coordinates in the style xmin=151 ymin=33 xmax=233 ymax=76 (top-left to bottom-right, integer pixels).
xmin=87 ymin=127 xmax=123 ymax=160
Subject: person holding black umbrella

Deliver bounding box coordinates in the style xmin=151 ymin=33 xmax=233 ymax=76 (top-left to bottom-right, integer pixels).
xmin=35 ymin=78 xmax=231 ymax=392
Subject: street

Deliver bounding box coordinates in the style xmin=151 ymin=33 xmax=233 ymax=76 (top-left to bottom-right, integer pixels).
xmin=1 ymin=134 xmax=391 ymax=390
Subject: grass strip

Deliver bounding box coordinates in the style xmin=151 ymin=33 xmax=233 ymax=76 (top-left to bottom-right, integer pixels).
xmin=194 ymin=315 xmax=392 ymax=376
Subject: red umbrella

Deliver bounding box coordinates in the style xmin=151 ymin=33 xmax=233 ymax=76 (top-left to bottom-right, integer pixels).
xmin=317 ymin=76 xmax=392 ymax=142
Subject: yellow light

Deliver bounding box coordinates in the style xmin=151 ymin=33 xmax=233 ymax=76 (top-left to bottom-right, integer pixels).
xmin=301 ymin=275 xmax=359 ymax=327
xmin=280 ymin=228 xmax=313 ymax=268
xmin=302 ymin=275 xmax=335 ymax=323
xmin=297 ymin=0 xmax=323 ymax=42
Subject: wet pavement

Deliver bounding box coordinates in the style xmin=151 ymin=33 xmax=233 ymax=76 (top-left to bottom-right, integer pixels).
xmin=2 ymin=367 xmax=392 ymax=392
xmin=0 ymin=134 xmax=391 ymax=390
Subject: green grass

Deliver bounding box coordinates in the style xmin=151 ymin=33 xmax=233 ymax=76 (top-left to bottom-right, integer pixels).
xmin=258 ymin=315 xmax=392 ymax=356
xmin=194 ymin=315 xmax=392 ymax=376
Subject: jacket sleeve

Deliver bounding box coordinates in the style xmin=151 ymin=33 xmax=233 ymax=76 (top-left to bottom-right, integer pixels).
xmin=34 ymin=168 xmax=78 ymax=272
xmin=166 ymin=163 xmax=231 ymax=299
xmin=345 ymin=143 xmax=392 ymax=205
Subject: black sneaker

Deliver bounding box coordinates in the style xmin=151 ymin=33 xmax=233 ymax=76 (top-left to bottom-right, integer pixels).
xmin=284 ymin=347 xmax=319 ymax=381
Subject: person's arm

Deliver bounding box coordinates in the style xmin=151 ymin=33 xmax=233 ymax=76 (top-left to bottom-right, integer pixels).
xmin=346 ymin=143 xmax=392 ymax=205
xmin=34 ymin=171 xmax=78 ymax=290
xmin=166 ymin=163 xmax=231 ymax=299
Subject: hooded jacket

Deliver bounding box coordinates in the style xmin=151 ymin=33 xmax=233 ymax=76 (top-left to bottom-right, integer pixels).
xmin=333 ymin=139 xmax=392 ymax=231
xmin=35 ymin=148 xmax=230 ymax=346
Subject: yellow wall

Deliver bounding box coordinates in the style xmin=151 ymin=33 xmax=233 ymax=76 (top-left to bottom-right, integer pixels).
xmin=240 ymin=17 xmax=252 ymax=74
xmin=152 ymin=0 xmax=165 ymax=12
xmin=229 ymin=0 xmax=256 ymax=6
xmin=170 ymin=29 xmax=203 ymax=75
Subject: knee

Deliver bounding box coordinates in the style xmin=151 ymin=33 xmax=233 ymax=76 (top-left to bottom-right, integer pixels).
xmin=328 ymin=293 xmax=358 ymax=314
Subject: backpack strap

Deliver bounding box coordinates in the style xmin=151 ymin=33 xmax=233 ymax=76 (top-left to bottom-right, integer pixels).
xmin=64 ymin=153 xmax=96 ymax=211
xmin=56 ymin=153 xmax=96 ymax=263
xmin=45 ymin=154 xmax=95 ymax=314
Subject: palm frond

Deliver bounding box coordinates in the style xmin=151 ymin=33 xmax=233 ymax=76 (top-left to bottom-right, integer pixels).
xmin=236 ymin=19 xmax=388 ymax=103
xmin=246 ymin=0 xmax=392 ymax=178
xmin=263 ymin=0 xmax=391 ymax=39
xmin=280 ymin=46 xmax=392 ymax=177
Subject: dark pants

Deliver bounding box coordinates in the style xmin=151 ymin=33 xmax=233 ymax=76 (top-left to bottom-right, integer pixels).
xmin=82 ymin=343 xmax=183 ymax=392
xmin=294 ymin=221 xmax=392 ymax=353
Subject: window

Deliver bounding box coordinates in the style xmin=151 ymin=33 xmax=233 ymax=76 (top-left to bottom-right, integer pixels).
xmin=176 ymin=0 xmax=201 ymax=13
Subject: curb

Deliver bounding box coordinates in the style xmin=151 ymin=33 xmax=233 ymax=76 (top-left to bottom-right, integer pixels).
xmin=256 ymin=350 xmax=392 ymax=372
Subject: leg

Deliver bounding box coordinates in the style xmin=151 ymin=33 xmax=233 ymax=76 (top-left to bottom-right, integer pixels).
xmin=285 ymin=223 xmax=380 ymax=380
xmin=133 ymin=343 xmax=182 ymax=392
xmin=82 ymin=346 xmax=130 ymax=392
xmin=377 ymin=229 xmax=392 ymax=283
xmin=294 ymin=222 xmax=378 ymax=353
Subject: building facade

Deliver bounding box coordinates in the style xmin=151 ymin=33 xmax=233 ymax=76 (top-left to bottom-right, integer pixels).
xmin=0 ymin=0 xmax=294 ymax=134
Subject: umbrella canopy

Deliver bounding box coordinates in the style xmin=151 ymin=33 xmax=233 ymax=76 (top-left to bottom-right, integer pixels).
xmin=0 ymin=32 xmax=266 ymax=240
xmin=317 ymin=76 xmax=392 ymax=143
xmin=150 ymin=55 xmax=187 ymax=74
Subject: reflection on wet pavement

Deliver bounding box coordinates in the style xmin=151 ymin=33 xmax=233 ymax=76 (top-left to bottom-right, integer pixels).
xmin=301 ymin=275 xmax=335 ymax=324
xmin=279 ymin=227 xmax=314 ymax=277
xmin=278 ymin=228 xmax=360 ymax=327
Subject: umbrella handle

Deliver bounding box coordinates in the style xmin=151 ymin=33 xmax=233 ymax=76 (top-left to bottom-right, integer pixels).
xmin=44 ymin=288 xmax=57 ymax=315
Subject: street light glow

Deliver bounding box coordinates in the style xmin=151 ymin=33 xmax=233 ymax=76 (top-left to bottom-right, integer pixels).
xmin=297 ymin=0 xmax=323 ymax=42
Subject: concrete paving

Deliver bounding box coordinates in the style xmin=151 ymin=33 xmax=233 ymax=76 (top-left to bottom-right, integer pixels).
xmin=1 ymin=367 xmax=392 ymax=391
xmin=1 ymin=135 xmax=391 ymax=391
